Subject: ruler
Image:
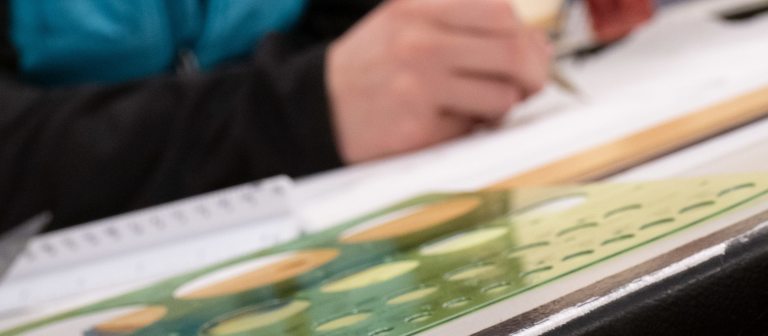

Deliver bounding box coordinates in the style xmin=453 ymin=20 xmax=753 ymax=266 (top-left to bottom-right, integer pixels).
xmin=0 ymin=176 xmax=302 ymax=314
xmin=0 ymin=213 xmax=50 ymax=281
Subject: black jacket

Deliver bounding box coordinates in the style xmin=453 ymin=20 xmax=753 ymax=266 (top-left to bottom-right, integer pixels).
xmin=0 ymin=0 xmax=381 ymax=232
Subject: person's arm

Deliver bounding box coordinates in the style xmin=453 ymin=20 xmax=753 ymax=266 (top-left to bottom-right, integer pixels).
xmin=0 ymin=0 xmax=380 ymax=232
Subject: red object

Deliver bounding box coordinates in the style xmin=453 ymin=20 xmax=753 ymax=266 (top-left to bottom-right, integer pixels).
xmin=586 ymin=0 xmax=655 ymax=43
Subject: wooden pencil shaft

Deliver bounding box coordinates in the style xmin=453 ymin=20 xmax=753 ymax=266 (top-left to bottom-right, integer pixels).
xmin=489 ymin=85 xmax=768 ymax=189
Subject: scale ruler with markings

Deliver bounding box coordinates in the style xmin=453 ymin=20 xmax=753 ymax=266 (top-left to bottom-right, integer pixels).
xmin=0 ymin=176 xmax=303 ymax=315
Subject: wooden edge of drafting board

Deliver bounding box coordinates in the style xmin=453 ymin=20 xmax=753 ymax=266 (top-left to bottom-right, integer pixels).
xmin=488 ymin=85 xmax=768 ymax=190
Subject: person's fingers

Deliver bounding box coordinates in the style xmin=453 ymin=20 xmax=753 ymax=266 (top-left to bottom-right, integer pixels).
xmin=500 ymin=30 xmax=549 ymax=95
xmin=435 ymin=33 xmax=525 ymax=75
xmin=509 ymin=28 xmax=551 ymax=95
xmin=413 ymin=0 xmax=524 ymax=36
xmin=428 ymin=29 xmax=550 ymax=95
xmin=521 ymin=28 xmax=553 ymax=93
xmin=427 ymin=114 xmax=477 ymax=145
xmin=433 ymin=74 xmax=524 ymax=121
xmin=530 ymin=29 xmax=554 ymax=60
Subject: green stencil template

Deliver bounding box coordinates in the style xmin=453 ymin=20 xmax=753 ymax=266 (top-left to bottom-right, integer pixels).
xmin=3 ymin=173 xmax=768 ymax=336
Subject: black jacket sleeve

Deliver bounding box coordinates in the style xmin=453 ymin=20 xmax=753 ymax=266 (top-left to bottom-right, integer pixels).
xmin=0 ymin=0 xmax=382 ymax=232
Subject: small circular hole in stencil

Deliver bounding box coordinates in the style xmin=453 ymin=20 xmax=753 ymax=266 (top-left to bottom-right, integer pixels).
xmin=446 ymin=263 xmax=498 ymax=281
xmin=604 ymin=204 xmax=642 ymax=218
xmin=321 ymin=260 xmax=420 ymax=293
xmin=316 ymin=312 xmax=372 ymax=332
xmin=202 ymin=300 xmax=310 ymax=335
xmin=482 ymin=281 xmax=512 ymax=295
xmin=640 ymin=218 xmax=675 ymax=230
xmin=443 ymin=296 xmax=472 ymax=309
xmin=369 ymin=327 xmax=395 ymax=336
xmin=387 ymin=286 xmax=439 ymax=305
xmin=718 ymin=183 xmax=756 ymax=197
xmin=507 ymin=241 xmax=550 ymax=257
xmin=315 ymin=313 xmax=372 ymax=332
xmin=679 ymin=201 xmax=716 ymax=214
xmin=339 ymin=197 xmax=482 ymax=243
xmin=562 ymin=250 xmax=595 ymax=262
xmin=515 ymin=194 xmax=587 ymax=217
xmin=520 ymin=266 xmax=552 ymax=278
xmin=405 ymin=311 xmax=433 ymax=324
xmin=602 ymin=234 xmax=635 ymax=246
xmin=556 ymin=222 xmax=598 ymax=237
xmin=420 ymin=227 xmax=507 ymax=256
xmin=21 ymin=305 xmax=167 ymax=336
xmin=175 ymin=249 xmax=339 ymax=300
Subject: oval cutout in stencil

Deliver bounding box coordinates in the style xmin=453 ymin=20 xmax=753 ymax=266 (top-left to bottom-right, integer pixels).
xmin=482 ymin=281 xmax=512 ymax=295
xmin=515 ymin=194 xmax=587 ymax=217
xmin=387 ymin=286 xmax=439 ymax=305
xmin=91 ymin=306 xmax=168 ymax=335
xmin=604 ymin=204 xmax=642 ymax=218
xmin=316 ymin=312 xmax=371 ymax=332
xmin=446 ymin=263 xmax=497 ymax=281
xmin=321 ymin=260 xmax=420 ymax=293
xmin=640 ymin=218 xmax=675 ymax=230
xmin=718 ymin=183 xmax=756 ymax=197
xmin=340 ymin=197 xmax=482 ymax=243
xmin=420 ymin=227 xmax=507 ymax=255
xmin=443 ymin=297 xmax=472 ymax=309
xmin=405 ymin=311 xmax=433 ymax=324
xmin=519 ymin=265 xmax=552 ymax=279
xmin=369 ymin=327 xmax=395 ymax=336
xmin=679 ymin=201 xmax=716 ymax=214
xmin=556 ymin=222 xmax=598 ymax=237
xmin=175 ymin=249 xmax=339 ymax=300
xmin=507 ymin=241 xmax=550 ymax=257
xmin=562 ymin=249 xmax=595 ymax=262
xmin=203 ymin=300 xmax=310 ymax=335
xmin=20 ymin=305 xmax=165 ymax=336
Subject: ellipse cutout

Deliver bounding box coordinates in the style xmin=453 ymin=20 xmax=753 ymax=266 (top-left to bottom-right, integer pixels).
xmin=175 ymin=249 xmax=338 ymax=300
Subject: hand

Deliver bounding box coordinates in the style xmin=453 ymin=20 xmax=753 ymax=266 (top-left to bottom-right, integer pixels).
xmin=587 ymin=0 xmax=655 ymax=43
xmin=327 ymin=0 xmax=553 ymax=163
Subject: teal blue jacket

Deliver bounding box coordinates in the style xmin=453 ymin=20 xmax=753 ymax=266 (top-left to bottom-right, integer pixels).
xmin=11 ymin=0 xmax=306 ymax=86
